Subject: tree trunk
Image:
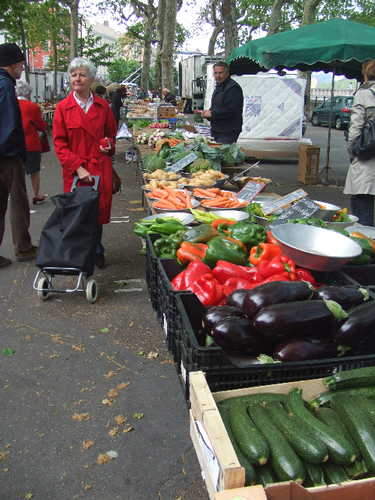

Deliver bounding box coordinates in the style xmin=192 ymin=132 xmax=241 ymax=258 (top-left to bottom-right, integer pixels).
xmin=160 ymin=0 xmax=176 ymax=89
xmin=221 ymin=0 xmax=238 ymax=58
xmin=69 ymin=0 xmax=79 ymax=60
xmin=52 ymin=37 xmax=58 ymax=98
xmin=207 ymin=24 xmax=223 ymax=55
xmin=268 ymin=0 xmax=289 ymax=35
xmin=141 ymin=9 xmax=153 ymax=92
xmin=19 ymin=18 xmax=29 ymax=82
xmin=155 ymin=0 xmax=166 ymax=91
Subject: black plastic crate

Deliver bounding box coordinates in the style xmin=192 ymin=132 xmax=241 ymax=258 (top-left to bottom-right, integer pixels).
xmin=175 ymin=272 xmax=375 ymax=401
xmin=157 ymin=259 xmax=193 ymax=360
xmin=342 ymin=264 xmax=375 ymax=286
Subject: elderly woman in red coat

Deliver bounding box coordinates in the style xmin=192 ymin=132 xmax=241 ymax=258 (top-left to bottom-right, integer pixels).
xmin=53 ymin=57 xmax=118 ymax=269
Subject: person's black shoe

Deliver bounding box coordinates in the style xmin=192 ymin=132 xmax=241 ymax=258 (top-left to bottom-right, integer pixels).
xmin=0 ymin=256 xmax=12 ymax=268
xmin=95 ymin=254 xmax=106 ymax=269
xmin=16 ymin=245 xmax=38 ymax=262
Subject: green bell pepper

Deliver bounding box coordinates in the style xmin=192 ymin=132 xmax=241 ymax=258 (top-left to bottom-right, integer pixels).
xmin=153 ymin=230 xmax=186 ymax=259
xmin=349 ymin=237 xmax=374 ymax=265
xmin=133 ymin=217 xmax=185 ymax=237
xmin=228 ymin=221 xmax=266 ymax=247
xmin=183 ymin=224 xmax=217 ymax=243
xmin=203 ymin=237 xmax=247 ymax=267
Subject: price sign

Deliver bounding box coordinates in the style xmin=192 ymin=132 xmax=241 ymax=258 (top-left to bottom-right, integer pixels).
xmin=236 ymin=181 xmax=265 ymax=202
xmin=263 ymin=189 xmax=308 ymax=215
xmin=166 ymin=152 xmax=198 ymax=172
xmin=270 ymin=198 xmax=320 ymax=226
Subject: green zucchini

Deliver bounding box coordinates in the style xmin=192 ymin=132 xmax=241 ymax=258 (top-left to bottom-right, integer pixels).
xmin=324 ymin=366 xmax=375 ymax=391
xmin=287 ymin=389 xmax=357 ymax=465
xmin=219 ymin=406 xmax=256 ymax=485
xmin=344 ymin=459 xmax=368 ymax=479
xmin=315 ymin=407 xmax=360 ymax=454
xmin=247 ymin=404 xmax=305 ymax=483
xmin=310 ymin=386 xmax=375 ymax=408
xmin=304 ymin=463 xmax=326 ymax=486
xmin=218 ymin=393 xmax=287 ymax=409
xmin=323 ymin=463 xmax=350 ymax=484
xmin=330 ymin=395 xmax=375 ymax=474
xmin=228 ymin=403 xmax=269 ymax=465
xmin=255 ymin=463 xmax=275 ymax=486
xmin=266 ymin=402 xmax=329 ymax=464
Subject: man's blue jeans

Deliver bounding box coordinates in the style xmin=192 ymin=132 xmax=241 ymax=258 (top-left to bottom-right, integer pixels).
xmin=351 ymin=194 xmax=374 ymax=226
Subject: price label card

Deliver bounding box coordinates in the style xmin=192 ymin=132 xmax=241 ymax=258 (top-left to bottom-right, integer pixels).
xmin=166 ymin=152 xmax=198 ymax=172
xmin=263 ymin=189 xmax=308 ymax=215
xmin=270 ymin=198 xmax=320 ymax=226
xmin=236 ymin=181 xmax=265 ymax=202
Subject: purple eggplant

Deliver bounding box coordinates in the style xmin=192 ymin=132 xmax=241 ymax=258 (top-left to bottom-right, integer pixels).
xmin=226 ymin=289 xmax=251 ymax=310
xmin=242 ymin=281 xmax=313 ymax=319
xmin=335 ymin=302 xmax=375 ymax=349
xmin=253 ymin=300 xmax=346 ymax=344
xmin=203 ymin=305 xmax=245 ymax=332
xmin=212 ymin=316 xmax=262 ymax=354
xmin=273 ymin=338 xmax=338 ymax=362
xmin=313 ymin=285 xmax=369 ymax=310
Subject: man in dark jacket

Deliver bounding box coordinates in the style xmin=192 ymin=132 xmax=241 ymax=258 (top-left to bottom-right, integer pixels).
xmin=0 ymin=43 xmax=37 ymax=267
xmin=162 ymin=88 xmax=177 ymax=106
xmin=202 ymin=61 xmax=243 ymax=144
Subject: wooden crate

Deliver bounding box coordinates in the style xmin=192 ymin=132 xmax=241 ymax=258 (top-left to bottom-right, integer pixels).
xmin=158 ymin=105 xmax=176 ymax=119
xmin=189 ymin=371 xmax=375 ymax=500
xmin=298 ymin=144 xmax=320 ymax=184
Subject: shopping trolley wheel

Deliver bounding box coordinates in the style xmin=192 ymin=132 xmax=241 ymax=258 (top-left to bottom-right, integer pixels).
xmin=86 ymin=278 xmax=98 ymax=304
xmin=37 ymin=276 xmax=50 ymax=301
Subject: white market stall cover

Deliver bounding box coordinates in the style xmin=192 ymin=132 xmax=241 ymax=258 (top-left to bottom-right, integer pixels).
xmin=204 ymin=67 xmax=306 ymax=140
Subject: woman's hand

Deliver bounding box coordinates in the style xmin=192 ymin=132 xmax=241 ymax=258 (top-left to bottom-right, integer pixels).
xmin=76 ymin=166 xmax=92 ymax=182
xmin=99 ymin=137 xmax=112 ymax=154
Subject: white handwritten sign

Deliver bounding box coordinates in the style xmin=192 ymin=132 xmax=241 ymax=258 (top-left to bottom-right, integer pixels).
xmin=263 ymin=189 xmax=308 ymax=215
xmin=270 ymin=198 xmax=320 ymax=226
xmin=237 ymin=181 xmax=265 ymax=202
xmin=166 ymin=152 xmax=198 ymax=172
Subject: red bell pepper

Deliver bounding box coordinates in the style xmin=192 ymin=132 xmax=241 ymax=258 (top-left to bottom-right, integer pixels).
xmin=223 ymin=277 xmax=258 ymax=296
xmin=249 ymin=242 xmax=282 ymax=266
xmin=258 ymin=255 xmax=297 ymax=280
xmin=266 ymin=230 xmax=279 ymax=245
xmin=171 ymin=261 xmax=212 ymax=291
xmin=260 ymin=272 xmax=291 ymax=284
xmin=212 ymin=260 xmax=262 ymax=285
xmin=176 ymin=242 xmax=208 ymax=265
xmin=295 ymin=267 xmax=318 ymax=286
xmin=190 ymin=273 xmax=225 ymax=306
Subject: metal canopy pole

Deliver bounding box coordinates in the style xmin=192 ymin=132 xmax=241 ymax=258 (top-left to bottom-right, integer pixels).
xmin=320 ymin=67 xmax=336 ymax=184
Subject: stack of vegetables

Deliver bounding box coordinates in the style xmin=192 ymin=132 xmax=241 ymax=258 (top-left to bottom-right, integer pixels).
xmin=217 ymin=367 xmax=375 ymax=487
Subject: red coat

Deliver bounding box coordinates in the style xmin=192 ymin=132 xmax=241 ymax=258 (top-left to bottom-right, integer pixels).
xmin=53 ymin=93 xmax=117 ymax=224
xmin=18 ymin=98 xmax=48 ymax=152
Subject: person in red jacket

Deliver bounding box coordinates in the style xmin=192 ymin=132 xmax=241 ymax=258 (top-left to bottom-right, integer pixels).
xmin=53 ymin=57 xmax=118 ymax=269
xmin=16 ymin=80 xmax=48 ymax=205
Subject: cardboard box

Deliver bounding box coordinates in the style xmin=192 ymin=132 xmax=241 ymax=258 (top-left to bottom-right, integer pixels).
xmin=189 ymin=371 xmax=375 ymax=500
xmin=298 ymin=144 xmax=320 ymax=184
xmin=158 ymin=105 xmax=176 ymax=119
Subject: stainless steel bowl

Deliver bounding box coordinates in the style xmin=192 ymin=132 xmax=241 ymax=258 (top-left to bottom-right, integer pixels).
xmin=271 ymin=224 xmax=362 ymax=271
xmin=313 ymin=200 xmax=341 ymax=220
xmin=325 ymin=214 xmax=359 ymax=230
xmin=211 ymin=210 xmax=249 ymax=221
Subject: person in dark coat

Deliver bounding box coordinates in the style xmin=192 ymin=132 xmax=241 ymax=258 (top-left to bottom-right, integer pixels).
xmin=202 ymin=61 xmax=243 ymax=144
xmin=162 ymin=88 xmax=177 ymax=106
xmin=111 ymin=85 xmax=127 ymax=125
xmin=0 ymin=43 xmax=38 ymax=267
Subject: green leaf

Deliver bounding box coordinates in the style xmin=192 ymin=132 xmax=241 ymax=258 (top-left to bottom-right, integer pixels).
xmin=132 ymin=412 xmax=144 ymax=420
xmin=2 ymin=348 xmax=15 ymax=356
xmin=99 ymin=328 xmax=110 ymax=334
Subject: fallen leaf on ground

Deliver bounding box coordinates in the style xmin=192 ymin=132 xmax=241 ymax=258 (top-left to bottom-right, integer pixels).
xmin=104 ymin=370 xmax=117 ymax=379
xmin=114 ymin=415 xmax=126 ymax=425
xmin=99 ymin=328 xmax=110 ymax=334
xmin=24 ymin=335 xmax=32 ymax=341
xmin=116 ymin=382 xmax=129 ymax=391
xmin=136 ymin=351 xmax=145 ymax=357
xmin=72 ymin=344 xmax=85 ymax=352
xmin=72 ymin=413 xmax=90 ymax=422
xmin=83 ymin=484 xmax=93 ymax=491
xmin=123 ymin=425 xmax=134 ymax=433
xmin=1 ymin=348 xmax=15 ymax=356
xmin=147 ymin=351 xmax=159 ymax=359
xmin=96 ymin=454 xmax=111 ymax=465
xmin=51 ymin=335 xmax=64 ymax=344
xmin=133 ymin=413 xmax=144 ymax=420
xmin=0 ymin=452 xmax=9 ymax=461
xmin=49 ymin=353 xmax=60 ymax=359
xmin=107 ymin=389 xmax=119 ymax=399
xmin=82 ymin=440 xmax=95 ymax=450
xmin=128 ymin=321 xmax=134 ymax=327
xmin=106 ymin=450 xmax=118 ymax=459
xmin=24 ymin=494 xmax=33 ymax=500
xmin=108 ymin=427 xmax=119 ymax=437
xmin=102 ymin=399 xmax=113 ymax=406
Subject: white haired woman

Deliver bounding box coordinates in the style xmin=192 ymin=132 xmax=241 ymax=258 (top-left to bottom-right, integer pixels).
xmin=53 ymin=57 xmax=118 ymax=269
xmin=16 ymin=80 xmax=48 ymax=204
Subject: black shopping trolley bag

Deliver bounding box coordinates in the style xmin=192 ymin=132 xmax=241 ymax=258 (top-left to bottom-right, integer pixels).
xmin=36 ymin=177 xmax=100 ymax=274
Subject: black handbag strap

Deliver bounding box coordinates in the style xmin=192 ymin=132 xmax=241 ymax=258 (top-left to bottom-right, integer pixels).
xmin=71 ymin=175 xmax=100 ymax=192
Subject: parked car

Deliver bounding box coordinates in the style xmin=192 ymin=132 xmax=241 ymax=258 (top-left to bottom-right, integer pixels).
xmin=311 ymin=96 xmax=354 ymax=129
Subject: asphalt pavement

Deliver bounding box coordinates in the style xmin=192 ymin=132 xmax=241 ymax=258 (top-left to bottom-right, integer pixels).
xmin=0 ymin=125 xmax=352 ymax=500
